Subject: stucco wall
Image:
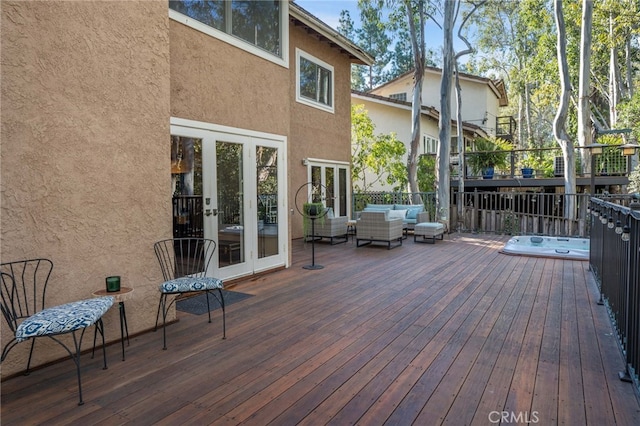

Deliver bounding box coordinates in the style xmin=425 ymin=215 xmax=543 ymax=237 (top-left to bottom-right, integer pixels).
xmin=169 ymin=20 xmax=290 ymax=137
xmin=1 ymin=1 xmax=170 ymax=377
xmin=289 ymin=24 xmax=353 ymax=238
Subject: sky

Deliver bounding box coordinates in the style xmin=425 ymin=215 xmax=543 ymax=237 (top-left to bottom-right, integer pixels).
xmin=294 ymin=1 xmax=360 ymax=32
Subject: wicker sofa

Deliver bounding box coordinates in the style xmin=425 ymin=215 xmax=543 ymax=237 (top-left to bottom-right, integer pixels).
xmin=361 ymin=203 xmax=429 ymax=232
xmin=356 ymin=211 xmax=404 ymax=249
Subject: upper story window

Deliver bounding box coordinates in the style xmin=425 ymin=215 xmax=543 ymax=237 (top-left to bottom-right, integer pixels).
xmin=169 ymin=1 xmax=288 ymax=67
xmin=296 ymin=49 xmax=334 ymax=113
xmin=389 ymin=93 xmax=407 ymax=102
xmin=423 ymin=135 xmax=438 ymax=154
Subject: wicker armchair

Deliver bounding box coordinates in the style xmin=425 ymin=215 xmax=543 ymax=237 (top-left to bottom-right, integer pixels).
xmin=356 ymin=211 xmax=404 ymax=249
xmin=306 ymin=216 xmax=348 ymax=245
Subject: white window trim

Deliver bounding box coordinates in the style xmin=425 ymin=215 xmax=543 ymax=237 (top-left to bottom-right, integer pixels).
xmin=423 ymin=134 xmax=438 ymax=154
xmin=305 ymin=159 xmax=350 ymax=218
xmin=295 ymin=48 xmax=335 ymax=114
xmin=169 ymin=2 xmax=289 ymax=69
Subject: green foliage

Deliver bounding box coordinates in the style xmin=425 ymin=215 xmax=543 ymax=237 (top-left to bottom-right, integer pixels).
xmin=628 ymin=168 xmax=640 ymax=194
xmin=417 ymin=155 xmax=436 ymax=193
xmin=502 ymin=210 xmax=520 ymax=235
xmin=302 ymin=202 xmax=326 ymax=237
xmin=351 ymin=104 xmax=406 ymax=192
xmin=466 ymin=137 xmax=513 ymax=175
xmin=618 ymin=91 xmax=640 ymax=141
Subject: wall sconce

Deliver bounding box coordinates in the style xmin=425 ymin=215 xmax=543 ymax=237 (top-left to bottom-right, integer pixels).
xmin=615 ymin=220 xmax=623 ymax=234
xmin=302 ymin=158 xmax=309 ymax=166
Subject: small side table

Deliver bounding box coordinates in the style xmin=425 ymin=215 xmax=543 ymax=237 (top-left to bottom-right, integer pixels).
xmin=347 ymin=220 xmax=357 ymax=242
xmin=92 ymin=287 xmax=134 ymax=361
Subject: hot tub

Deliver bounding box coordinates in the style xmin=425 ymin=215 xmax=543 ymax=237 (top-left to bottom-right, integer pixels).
xmin=501 ymin=235 xmax=589 ymax=260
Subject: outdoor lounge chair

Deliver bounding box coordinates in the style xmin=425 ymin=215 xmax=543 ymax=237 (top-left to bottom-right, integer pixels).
xmin=0 ymin=258 xmax=114 ymax=406
xmin=356 ymin=210 xmax=404 ymax=249
xmin=154 ymin=238 xmax=225 ymax=350
xmin=306 ymin=215 xmax=348 ymax=244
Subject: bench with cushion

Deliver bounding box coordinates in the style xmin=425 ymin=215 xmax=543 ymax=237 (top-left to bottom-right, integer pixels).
xmin=414 ymin=222 xmax=445 ymax=243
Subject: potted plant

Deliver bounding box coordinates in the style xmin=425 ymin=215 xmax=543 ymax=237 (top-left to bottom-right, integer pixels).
xmin=302 ymin=202 xmax=326 ymax=238
xmin=518 ymin=156 xmax=535 ymax=178
xmin=467 ymin=137 xmax=511 ymax=179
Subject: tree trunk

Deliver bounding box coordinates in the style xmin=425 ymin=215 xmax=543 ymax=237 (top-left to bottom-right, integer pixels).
xmin=577 ymin=0 xmax=593 ymax=170
xmin=553 ymin=0 xmax=577 ymax=221
xmin=404 ymin=0 xmax=425 ymax=203
xmin=437 ymin=0 xmax=454 ymax=226
xmin=608 ymin=11 xmax=621 ymax=127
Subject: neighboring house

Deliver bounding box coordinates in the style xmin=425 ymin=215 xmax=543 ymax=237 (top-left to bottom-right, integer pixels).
xmin=0 ymin=0 xmax=372 ymax=377
xmin=351 ymin=67 xmax=510 ymax=192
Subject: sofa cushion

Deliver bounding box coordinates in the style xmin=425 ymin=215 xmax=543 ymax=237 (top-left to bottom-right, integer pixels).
xmin=388 ymin=209 xmax=407 ymax=220
xmin=365 ymin=204 xmax=394 ymax=211
xmin=395 ymin=203 xmax=424 ymax=211
xmin=406 ymin=207 xmax=423 ymax=220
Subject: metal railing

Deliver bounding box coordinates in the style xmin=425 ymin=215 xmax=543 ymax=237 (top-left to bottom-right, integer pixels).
xmin=590 ymin=198 xmax=640 ymax=394
xmin=442 ymin=145 xmax=630 ymax=179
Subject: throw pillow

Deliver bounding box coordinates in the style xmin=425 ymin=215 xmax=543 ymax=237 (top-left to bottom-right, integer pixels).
xmin=388 ymin=209 xmax=407 ymax=220
xmin=406 ymin=208 xmax=420 ymax=220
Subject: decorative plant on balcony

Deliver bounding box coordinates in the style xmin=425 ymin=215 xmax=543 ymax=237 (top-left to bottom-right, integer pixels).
xmin=302 ymin=202 xmax=326 ymax=238
xmin=467 ymin=137 xmax=512 ymax=178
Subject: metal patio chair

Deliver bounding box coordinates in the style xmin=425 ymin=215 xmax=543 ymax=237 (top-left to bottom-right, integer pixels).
xmin=0 ymin=258 xmax=114 ymax=405
xmin=154 ymin=238 xmax=225 ymax=350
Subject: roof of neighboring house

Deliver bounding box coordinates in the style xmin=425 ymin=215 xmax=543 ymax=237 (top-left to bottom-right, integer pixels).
xmin=351 ymin=90 xmax=488 ymax=138
xmin=289 ymin=2 xmax=374 ymax=66
xmin=372 ymin=66 xmax=509 ymax=107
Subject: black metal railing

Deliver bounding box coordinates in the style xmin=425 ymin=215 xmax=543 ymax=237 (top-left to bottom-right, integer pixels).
xmin=590 ymin=197 xmax=640 ymax=394
xmin=444 ymin=145 xmax=631 ymax=179
xmin=173 ymin=196 xmax=203 ymax=238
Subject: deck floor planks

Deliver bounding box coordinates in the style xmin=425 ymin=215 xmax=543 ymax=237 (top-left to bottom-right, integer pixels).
xmin=2 ymin=234 xmax=639 ymax=425
xmin=557 ymin=257 xmax=587 ymax=425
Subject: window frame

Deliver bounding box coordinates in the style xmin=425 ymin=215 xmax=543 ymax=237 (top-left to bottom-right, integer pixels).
xmin=169 ymin=1 xmax=289 ymax=68
xmin=295 ymin=48 xmax=335 ymax=114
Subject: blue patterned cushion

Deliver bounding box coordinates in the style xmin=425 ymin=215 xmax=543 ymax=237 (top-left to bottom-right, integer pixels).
xmin=160 ymin=277 xmax=224 ymax=293
xmin=15 ymin=296 xmax=114 ymax=342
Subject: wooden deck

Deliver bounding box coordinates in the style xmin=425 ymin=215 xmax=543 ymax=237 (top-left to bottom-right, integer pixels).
xmin=2 ymin=234 xmax=640 ymax=425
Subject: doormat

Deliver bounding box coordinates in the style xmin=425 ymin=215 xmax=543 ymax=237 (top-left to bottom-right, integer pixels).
xmin=176 ymin=290 xmax=253 ymax=315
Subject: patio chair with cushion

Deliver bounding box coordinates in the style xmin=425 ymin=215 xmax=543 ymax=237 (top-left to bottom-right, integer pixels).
xmin=306 ymin=208 xmax=348 ymax=245
xmin=356 ymin=210 xmax=404 ymax=249
xmin=0 ymin=258 xmax=114 ymax=406
xmin=154 ymin=238 xmax=225 ymax=350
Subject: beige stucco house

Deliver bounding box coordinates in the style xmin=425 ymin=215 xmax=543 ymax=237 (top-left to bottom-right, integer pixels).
xmin=352 ymin=67 xmax=508 ymax=192
xmin=1 ymin=0 xmax=372 ymax=377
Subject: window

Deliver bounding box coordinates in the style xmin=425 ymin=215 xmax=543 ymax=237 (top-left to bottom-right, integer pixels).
xmin=169 ymin=1 xmax=287 ymax=66
xmin=296 ymin=49 xmax=334 ymax=113
xmin=389 ymin=93 xmax=406 ymax=102
xmin=423 ymin=135 xmax=438 ymax=154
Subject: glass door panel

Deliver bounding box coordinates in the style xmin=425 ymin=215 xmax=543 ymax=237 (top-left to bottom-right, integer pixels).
xmin=256 ymin=146 xmax=279 ymax=259
xmin=216 ymin=141 xmax=245 ymax=267
xmin=171 ymin=136 xmax=203 ymax=239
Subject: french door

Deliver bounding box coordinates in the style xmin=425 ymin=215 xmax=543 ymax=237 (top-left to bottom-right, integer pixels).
xmin=170 ymin=120 xmax=287 ymax=280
